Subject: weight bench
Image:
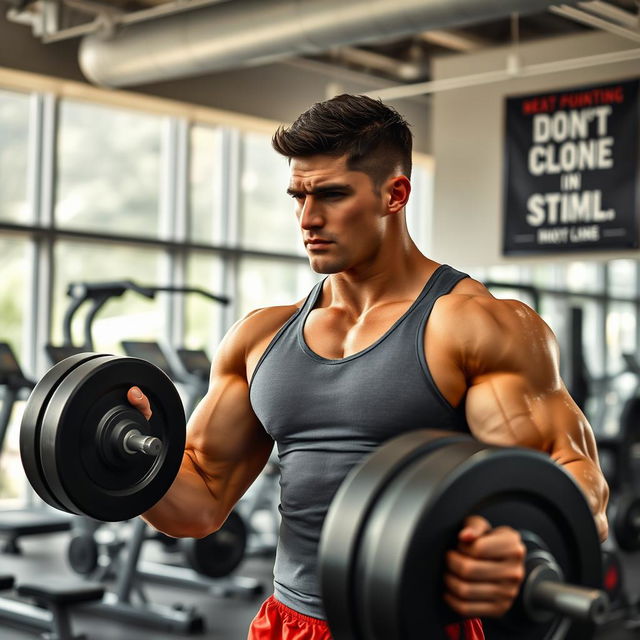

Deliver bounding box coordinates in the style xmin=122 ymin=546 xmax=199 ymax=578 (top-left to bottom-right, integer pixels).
xmin=0 ymin=510 xmax=72 ymax=554
xmin=0 ymin=578 xmax=104 ymax=640
xmin=0 ymin=574 xmax=14 ymax=590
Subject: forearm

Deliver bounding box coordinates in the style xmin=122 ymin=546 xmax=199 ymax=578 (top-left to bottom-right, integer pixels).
xmin=556 ymin=458 xmax=609 ymax=541
xmin=142 ymin=452 xmax=223 ymax=539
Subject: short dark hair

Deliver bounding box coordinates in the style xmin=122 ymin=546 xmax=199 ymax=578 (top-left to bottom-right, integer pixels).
xmin=272 ymin=94 xmax=412 ymax=187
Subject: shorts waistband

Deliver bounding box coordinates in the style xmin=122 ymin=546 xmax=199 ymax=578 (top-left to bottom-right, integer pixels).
xmin=268 ymin=596 xmax=329 ymax=626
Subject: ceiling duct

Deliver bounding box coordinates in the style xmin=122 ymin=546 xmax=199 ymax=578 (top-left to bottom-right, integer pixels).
xmin=79 ymin=0 xmax=576 ymax=88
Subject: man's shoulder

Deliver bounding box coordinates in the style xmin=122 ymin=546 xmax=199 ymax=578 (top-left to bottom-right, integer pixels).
xmin=228 ymin=301 xmax=304 ymax=351
xmin=214 ymin=301 xmax=304 ymax=377
xmin=435 ymin=277 xmax=550 ymax=340
xmin=239 ymin=302 xmax=304 ymax=337
xmin=433 ymin=278 xmax=556 ymax=377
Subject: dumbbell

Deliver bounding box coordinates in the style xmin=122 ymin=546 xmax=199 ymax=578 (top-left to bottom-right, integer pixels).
xmin=20 ymin=353 xmax=184 ymax=522
xmin=319 ymin=430 xmax=609 ymax=640
xmin=22 ymin=353 xmax=248 ymax=579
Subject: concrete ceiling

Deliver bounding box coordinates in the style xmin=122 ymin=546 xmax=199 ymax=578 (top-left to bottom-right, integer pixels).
xmin=3 ymin=0 xmax=639 ymax=85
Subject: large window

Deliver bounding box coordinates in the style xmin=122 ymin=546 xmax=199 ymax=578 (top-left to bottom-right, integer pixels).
xmin=7 ymin=75 xmax=640 ymax=511
xmin=0 ymin=90 xmax=30 ymax=224
xmin=0 ymin=235 xmax=29 ymax=362
xmin=51 ymin=241 xmax=165 ymax=355
xmin=189 ymin=124 xmax=224 ymax=245
xmin=0 ymin=235 xmax=30 ymax=503
xmin=238 ymin=132 xmax=301 ymax=254
xmin=0 ymin=78 xmax=438 ymax=507
xmin=406 ymin=160 xmax=434 ymax=253
xmin=6 ymin=76 xmax=640 ymax=479
xmin=185 ymin=252 xmax=224 ymax=352
xmin=55 ymin=100 xmax=164 ymax=237
xmin=608 ymin=259 xmax=636 ymax=299
xmin=237 ymin=258 xmax=319 ymax=319
xmin=607 ymin=303 xmax=636 ymax=374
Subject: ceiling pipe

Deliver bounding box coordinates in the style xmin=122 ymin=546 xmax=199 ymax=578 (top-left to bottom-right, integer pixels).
xmin=365 ymin=46 xmax=640 ymax=100
xmin=577 ymin=1 xmax=639 ymax=28
xmin=327 ymin=46 xmax=428 ymax=82
xmin=78 ymin=0 xmax=577 ymax=88
xmin=419 ymin=29 xmax=489 ymax=52
xmin=550 ymin=4 xmax=640 ymax=43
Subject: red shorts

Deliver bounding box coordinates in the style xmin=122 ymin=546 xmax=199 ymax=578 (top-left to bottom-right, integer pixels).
xmin=247 ymin=595 xmax=484 ymax=640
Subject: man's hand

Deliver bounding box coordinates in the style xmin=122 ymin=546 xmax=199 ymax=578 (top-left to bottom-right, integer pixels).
xmin=127 ymin=386 xmax=152 ymax=421
xmin=444 ymin=515 xmax=526 ymax=618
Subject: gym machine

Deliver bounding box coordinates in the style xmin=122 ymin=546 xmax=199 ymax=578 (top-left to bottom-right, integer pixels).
xmin=52 ymin=280 xmax=229 ymax=353
xmin=175 ymin=347 xmax=212 ymax=381
xmin=0 ymin=342 xmax=72 ymax=554
xmin=47 ymin=280 xmax=227 ymax=423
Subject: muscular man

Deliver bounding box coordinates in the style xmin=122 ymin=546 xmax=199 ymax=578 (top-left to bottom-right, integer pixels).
xmin=129 ymin=94 xmax=608 ymax=640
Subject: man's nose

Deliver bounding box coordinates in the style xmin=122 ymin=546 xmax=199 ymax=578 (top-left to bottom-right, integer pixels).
xmin=299 ymin=198 xmax=323 ymax=229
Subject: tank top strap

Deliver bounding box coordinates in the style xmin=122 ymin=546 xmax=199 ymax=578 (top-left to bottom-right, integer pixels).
xmin=248 ymin=277 xmax=325 ymax=389
xmin=298 ymin=277 xmax=326 ymax=320
xmin=412 ymin=264 xmax=470 ymax=314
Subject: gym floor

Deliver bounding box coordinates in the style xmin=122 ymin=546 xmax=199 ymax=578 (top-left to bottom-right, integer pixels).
xmin=0 ymin=529 xmax=274 ymax=640
xmin=0 ymin=528 xmax=640 ymax=639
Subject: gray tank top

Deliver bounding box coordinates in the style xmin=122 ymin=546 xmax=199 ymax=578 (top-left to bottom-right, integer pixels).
xmin=249 ymin=264 xmax=471 ymax=619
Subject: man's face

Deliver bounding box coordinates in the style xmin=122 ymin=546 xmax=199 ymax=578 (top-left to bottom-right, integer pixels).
xmin=287 ymin=154 xmax=387 ymax=274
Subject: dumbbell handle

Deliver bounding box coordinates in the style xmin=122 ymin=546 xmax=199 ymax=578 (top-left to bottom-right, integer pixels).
xmin=123 ymin=429 xmax=162 ymax=456
xmin=523 ymin=551 xmax=609 ymax=625
xmin=530 ymin=580 xmax=609 ymax=624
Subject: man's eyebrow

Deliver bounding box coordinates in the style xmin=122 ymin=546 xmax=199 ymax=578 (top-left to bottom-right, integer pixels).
xmin=286 ymin=184 xmax=354 ymax=196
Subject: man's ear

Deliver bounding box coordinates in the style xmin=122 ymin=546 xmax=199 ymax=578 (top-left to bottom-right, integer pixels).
xmin=386 ymin=175 xmax=411 ymax=214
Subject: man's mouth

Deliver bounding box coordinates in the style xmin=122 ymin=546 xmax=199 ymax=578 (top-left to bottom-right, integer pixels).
xmin=306 ymin=239 xmax=333 ymax=249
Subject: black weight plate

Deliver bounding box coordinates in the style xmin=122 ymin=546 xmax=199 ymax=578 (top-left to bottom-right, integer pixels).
xmin=319 ymin=430 xmax=472 ymax=640
xmin=184 ymin=510 xmax=248 ymax=578
xmin=38 ymin=355 xmax=118 ymax=515
xmin=39 ymin=356 xmax=185 ymax=521
xmin=67 ymin=534 xmax=99 ymax=576
xmin=20 ymin=352 xmax=104 ymax=513
xmin=613 ymin=491 xmax=640 ymax=551
xmin=354 ymin=440 xmax=602 ymax=640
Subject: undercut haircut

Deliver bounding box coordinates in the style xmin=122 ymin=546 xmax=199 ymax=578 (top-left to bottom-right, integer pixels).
xmin=272 ymin=94 xmax=413 ymax=188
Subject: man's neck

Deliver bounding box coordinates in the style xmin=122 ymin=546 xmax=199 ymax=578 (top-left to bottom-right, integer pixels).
xmin=323 ymin=245 xmax=438 ymax=317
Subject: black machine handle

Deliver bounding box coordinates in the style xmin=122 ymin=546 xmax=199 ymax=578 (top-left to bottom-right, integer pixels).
xmin=62 ymin=280 xmax=230 ymax=349
xmin=67 ymin=280 xmax=230 ymax=305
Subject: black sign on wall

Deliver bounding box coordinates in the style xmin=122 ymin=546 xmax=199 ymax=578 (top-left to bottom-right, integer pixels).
xmin=503 ymin=79 xmax=639 ymax=255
